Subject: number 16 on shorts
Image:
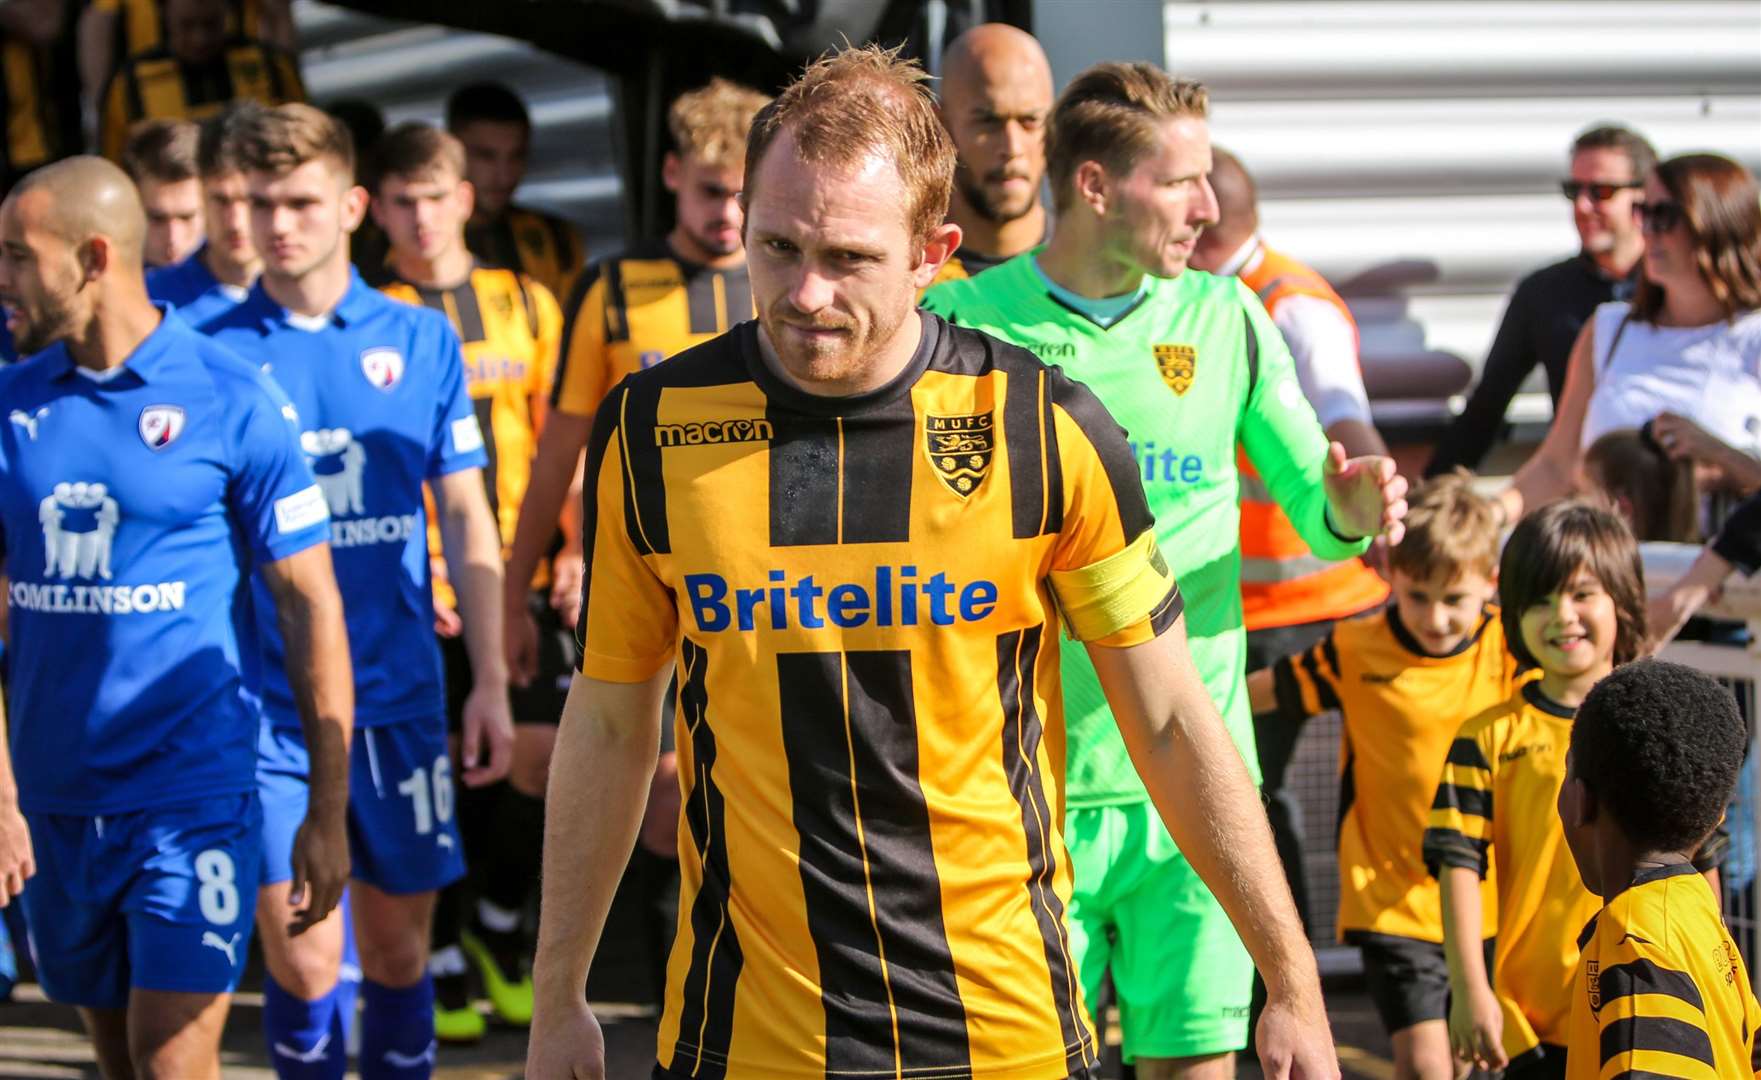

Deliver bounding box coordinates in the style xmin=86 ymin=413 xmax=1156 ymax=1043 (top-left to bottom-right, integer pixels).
xmin=354 ymin=722 xmax=467 ymax=894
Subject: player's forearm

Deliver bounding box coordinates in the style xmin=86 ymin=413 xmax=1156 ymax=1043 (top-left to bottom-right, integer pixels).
xmin=559 ymin=451 xmax=586 ymax=553
xmin=441 ymin=495 xmax=509 ymax=688
xmin=1440 ymin=866 xmax=1490 ymax=995
xmin=506 ymin=416 xmax=588 ymax=601
xmin=269 ymin=552 xmax=354 ymax=817
xmin=532 ymin=676 xmax=661 ymax=1008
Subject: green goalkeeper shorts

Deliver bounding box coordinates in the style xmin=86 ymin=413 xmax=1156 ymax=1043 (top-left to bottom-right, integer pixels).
xmin=1065 ymin=800 xmax=1255 ymax=1062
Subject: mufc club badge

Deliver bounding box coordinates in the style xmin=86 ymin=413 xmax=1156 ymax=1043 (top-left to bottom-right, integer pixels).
xmin=138 ymin=404 xmax=186 ymax=450
xmin=360 ymin=347 xmax=406 ymax=391
xmin=1154 ymin=343 xmax=1197 ymax=396
xmin=924 ymin=412 xmax=994 ymax=499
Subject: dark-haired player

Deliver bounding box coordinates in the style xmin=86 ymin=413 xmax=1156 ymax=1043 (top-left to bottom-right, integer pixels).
xmin=369 ymin=118 xmax=565 ymax=1041
xmin=1558 ymin=659 xmax=1760 ymax=1078
xmin=445 ymin=82 xmax=582 ymax=304
xmin=119 ymin=119 xmax=204 ymax=268
xmin=147 ymin=102 xmax=267 ymax=324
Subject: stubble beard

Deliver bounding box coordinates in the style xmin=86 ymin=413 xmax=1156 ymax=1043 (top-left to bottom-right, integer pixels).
xmin=955 ymin=163 xmax=1033 ymax=227
xmin=13 ymin=279 xmax=82 ymax=355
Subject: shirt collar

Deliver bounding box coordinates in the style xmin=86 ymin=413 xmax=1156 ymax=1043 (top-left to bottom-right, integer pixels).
xmin=247 ymin=266 xmax=376 ymax=330
xmin=1580 ymin=860 xmax=1701 ymax=948
xmin=1387 ymin=604 xmax=1493 ymax=659
xmin=48 ymin=303 xmax=183 ymax=384
xmin=1214 ymin=233 xmax=1264 ymax=279
xmin=1523 ymin=680 xmax=1578 ymax=719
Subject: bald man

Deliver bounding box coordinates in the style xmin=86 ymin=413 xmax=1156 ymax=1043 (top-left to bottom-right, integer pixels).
xmin=933 ymin=22 xmax=1053 ymax=280
xmin=0 ymin=157 xmax=351 ymax=1080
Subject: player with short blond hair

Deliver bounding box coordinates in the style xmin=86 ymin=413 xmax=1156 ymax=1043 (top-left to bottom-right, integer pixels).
xmin=926 ymin=60 xmax=1408 ymax=1078
xmin=526 ymin=43 xmax=1339 ymax=1080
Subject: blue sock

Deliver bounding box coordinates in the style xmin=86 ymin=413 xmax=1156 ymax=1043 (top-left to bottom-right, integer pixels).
xmin=359 ymin=977 xmax=437 ymax=1080
xmin=263 ymin=976 xmax=347 ymax=1080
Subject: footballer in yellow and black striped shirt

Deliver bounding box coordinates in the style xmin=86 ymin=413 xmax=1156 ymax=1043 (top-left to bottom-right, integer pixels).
xmin=1558 ymin=661 xmax=1761 ymax=1080
xmin=79 ymin=0 xmax=294 ymax=126
xmin=98 ymin=0 xmax=303 ymax=164
xmin=444 ymin=82 xmax=583 ymax=306
xmin=377 ymin=261 xmax=561 ymax=604
xmin=530 ymin=45 xmax=1353 ymax=1080
xmin=502 ymin=76 xmax=770 ymax=675
xmin=2 ymin=3 xmax=67 ymax=197
xmin=371 ymin=119 xmax=568 ymax=1036
xmin=368 ymin=121 xmax=565 ymax=601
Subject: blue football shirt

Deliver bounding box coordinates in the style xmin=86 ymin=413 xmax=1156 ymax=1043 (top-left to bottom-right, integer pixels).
xmin=202 ymin=270 xmax=487 ymax=728
xmin=0 ymin=308 xmax=330 ymax=814
xmin=147 ymin=246 xmax=251 ymax=328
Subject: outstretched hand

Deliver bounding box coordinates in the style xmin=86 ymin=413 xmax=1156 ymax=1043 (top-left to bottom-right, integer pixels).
xmin=1321 ymin=442 xmax=1409 ymax=546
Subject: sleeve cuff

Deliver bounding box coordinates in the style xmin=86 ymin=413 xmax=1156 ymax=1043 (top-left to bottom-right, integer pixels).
xmin=1423 ymin=839 xmax=1488 ymax=880
xmin=1323 ymin=503 xmax=1365 ymax=544
xmin=258 ymin=527 xmax=329 ymax=565
xmin=429 ymin=451 xmax=490 ymax=480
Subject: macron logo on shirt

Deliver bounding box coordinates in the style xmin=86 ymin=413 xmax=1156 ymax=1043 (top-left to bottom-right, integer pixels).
xmin=10 ymin=481 xmax=187 ymax=615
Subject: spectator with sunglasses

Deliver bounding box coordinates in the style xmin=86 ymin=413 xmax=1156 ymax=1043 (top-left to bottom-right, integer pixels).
xmin=1497 ymin=152 xmax=1761 ymax=526
xmin=1428 ymin=126 xmax=1653 ymax=475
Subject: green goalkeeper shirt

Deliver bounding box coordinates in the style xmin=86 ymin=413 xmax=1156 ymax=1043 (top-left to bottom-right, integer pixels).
xmin=923 ymin=252 xmax=1368 ymax=807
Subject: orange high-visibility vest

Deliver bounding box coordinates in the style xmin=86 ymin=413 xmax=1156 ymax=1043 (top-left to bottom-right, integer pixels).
xmin=1238 ymin=243 xmax=1389 ymax=631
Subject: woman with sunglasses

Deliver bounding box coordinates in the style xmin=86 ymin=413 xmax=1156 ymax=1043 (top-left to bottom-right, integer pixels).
xmin=1497 ymin=152 xmax=1761 ymax=527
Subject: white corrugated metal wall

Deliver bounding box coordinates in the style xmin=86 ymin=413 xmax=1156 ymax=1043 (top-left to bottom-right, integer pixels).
xmin=1161 ymin=0 xmax=1761 ymax=429
xmin=294 ymin=0 xmax=625 ymax=252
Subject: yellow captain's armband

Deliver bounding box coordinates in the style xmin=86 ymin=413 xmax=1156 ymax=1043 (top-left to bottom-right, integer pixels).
xmin=1049 ymin=529 xmax=1180 ymax=642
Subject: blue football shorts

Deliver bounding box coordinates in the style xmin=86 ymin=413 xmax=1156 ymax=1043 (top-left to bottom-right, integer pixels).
xmin=22 ymin=793 xmax=262 ymax=1007
xmin=257 ymin=718 xmax=465 ymax=895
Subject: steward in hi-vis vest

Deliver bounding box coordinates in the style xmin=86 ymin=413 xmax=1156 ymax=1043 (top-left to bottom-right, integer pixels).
xmin=1235 ymin=242 xmax=1389 ymax=631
